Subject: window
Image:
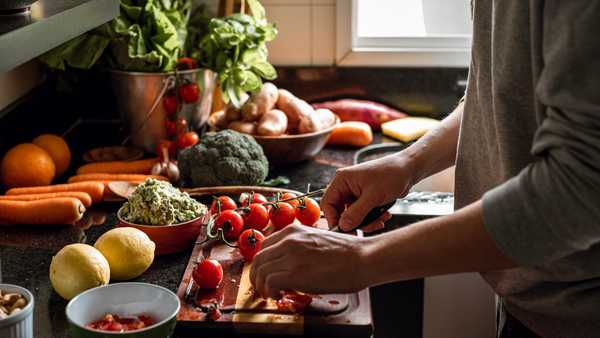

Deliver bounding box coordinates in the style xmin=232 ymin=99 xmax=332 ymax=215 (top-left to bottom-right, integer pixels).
xmin=336 ymin=0 xmax=472 ymax=67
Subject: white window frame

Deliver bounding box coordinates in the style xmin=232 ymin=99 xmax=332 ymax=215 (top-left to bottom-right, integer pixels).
xmin=336 ymin=0 xmax=472 ymax=67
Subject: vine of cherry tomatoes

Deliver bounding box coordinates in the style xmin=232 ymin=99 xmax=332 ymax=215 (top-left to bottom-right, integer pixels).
xmin=158 ymin=57 xmax=200 ymax=160
xmin=192 ymin=191 xmax=322 ymax=291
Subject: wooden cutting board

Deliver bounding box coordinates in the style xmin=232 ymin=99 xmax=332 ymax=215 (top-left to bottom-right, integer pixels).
xmin=176 ymin=219 xmax=373 ymax=337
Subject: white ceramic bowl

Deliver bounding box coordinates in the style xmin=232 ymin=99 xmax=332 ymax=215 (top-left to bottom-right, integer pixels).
xmin=0 ymin=284 xmax=34 ymax=338
xmin=66 ymin=283 xmax=180 ymax=338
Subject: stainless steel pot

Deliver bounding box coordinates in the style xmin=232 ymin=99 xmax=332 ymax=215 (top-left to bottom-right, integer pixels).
xmin=0 ymin=0 xmax=38 ymax=11
xmin=109 ymin=68 xmax=216 ymax=153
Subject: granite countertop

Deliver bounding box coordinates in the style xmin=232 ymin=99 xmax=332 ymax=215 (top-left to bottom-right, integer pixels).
xmin=0 ymin=137 xmax=371 ymax=338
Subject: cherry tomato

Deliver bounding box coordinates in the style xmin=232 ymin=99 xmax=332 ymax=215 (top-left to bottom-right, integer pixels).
xmin=269 ymin=202 xmax=296 ymax=230
xmin=177 ymin=57 xmax=198 ymax=70
xmin=242 ymin=203 xmax=269 ymax=231
xmin=280 ymin=192 xmax=299 ymax=208
xmin=162 ymin=94 xmax=177 ymax=117
xmin=156 ymin=140 xmax=176 ymax=159
xmin=179 ymin=82 xmax=200 ymax=103
xmin=177 ymin=131 xmax=199 ymax=149
xmin=214 ymin=210 xmax=244 ymax=240
xmin=192 ymin=259 xmax=223 ymax=289
xmin=238 ymin=229 xmax=265 ymax=262
xmin=295 ymin=197 xmax=321 ymax=226
xmin=176 ymin=117 xmax=188 ymax=134
xmin=210 ymin=196 xmax=237 ymax=215
xmin=240 ymin=192 xmax=268 ymax=207
xmin=165 ymin=119 xmax=177 ymax=136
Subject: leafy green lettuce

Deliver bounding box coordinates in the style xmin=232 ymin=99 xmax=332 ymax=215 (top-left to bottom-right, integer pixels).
xmin=39 ymin=0 xmax=193 ymax=72
xmin=198 ymin=0 xmax=277 ymax=107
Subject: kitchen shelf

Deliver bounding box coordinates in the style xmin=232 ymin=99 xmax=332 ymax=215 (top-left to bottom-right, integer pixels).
xmin=0 ymin=0 xmax=119 ymax=73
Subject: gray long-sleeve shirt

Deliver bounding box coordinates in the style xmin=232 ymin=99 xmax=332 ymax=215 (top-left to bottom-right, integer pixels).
xmin=455 ymin=1 xmax=600 ymax=337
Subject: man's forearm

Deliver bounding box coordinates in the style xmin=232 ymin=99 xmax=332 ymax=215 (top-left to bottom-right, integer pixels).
xmin=397 ymin=102 xmax=463 ymax=184
xmin=360 ymin=200 xmax=516 ymax=286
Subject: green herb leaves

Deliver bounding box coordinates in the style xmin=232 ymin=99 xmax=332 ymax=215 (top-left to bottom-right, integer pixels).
xmin=199 ymin=3 xmax=278 ymax=108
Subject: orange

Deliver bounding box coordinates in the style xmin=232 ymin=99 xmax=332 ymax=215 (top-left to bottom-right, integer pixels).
xmin=1 ymin=143 xmax=56 ymax=189
xmin=33 ymin=134 xmax=71 ymax=176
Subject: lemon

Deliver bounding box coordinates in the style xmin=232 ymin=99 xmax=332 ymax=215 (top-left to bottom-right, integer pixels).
xmin=94 ymin=227 xmax=155 ymax=281
xmin=49 ymin=244 xmax=110 ymax=300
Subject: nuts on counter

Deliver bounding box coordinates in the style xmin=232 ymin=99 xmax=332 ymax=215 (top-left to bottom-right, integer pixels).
xmin=0 ymin=289 xmax=28 ymax=319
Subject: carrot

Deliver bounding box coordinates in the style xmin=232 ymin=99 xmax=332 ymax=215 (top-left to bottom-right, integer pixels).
xmin=75 ymin=158 xmax=159 ymax=175
xmin=67 ymin=174 xmax=167 ymax=184
xmin=6 ymin=182 xmax=105 ymax=204
xmin=327 ymin=121 xmax=373 ymax=147
xmin=0 ymin=192 xmax=93 ymax=207
xmin=0 ymin=198 xmax=86 ymax=225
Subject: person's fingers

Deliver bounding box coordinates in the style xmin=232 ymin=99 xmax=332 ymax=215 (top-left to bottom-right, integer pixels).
xmin=264 ymin=272 xmax=293 ymax=299
xmin=252 ymin=257 xmax=288 ymax=297
xmin=338 ymin=195 xmax=377 ymax=231
xmin=321 ymin=175 xmax=350 ymax=228
xmin=261 ymin=224 xmax=297 ymax=250
xmin=250 ymin=242 xmax=286 ymax=283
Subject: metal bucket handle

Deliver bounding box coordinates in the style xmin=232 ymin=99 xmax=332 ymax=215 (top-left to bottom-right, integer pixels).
xmin=121 ymin=75 xmax=176 ymax=146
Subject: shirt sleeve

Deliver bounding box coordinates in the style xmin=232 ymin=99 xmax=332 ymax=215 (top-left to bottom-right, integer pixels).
xmin=481 ymin=1 xmax=600 ymax=266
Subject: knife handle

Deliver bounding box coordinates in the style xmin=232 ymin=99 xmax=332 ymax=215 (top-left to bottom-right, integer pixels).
xmin=332 ymin=200 xmax=396 ymax=233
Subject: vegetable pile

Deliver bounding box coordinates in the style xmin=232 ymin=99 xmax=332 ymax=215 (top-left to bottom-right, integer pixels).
xmin=211 ymin=82 xmax=337 ymax=136
xmin=178 ymin=130 xmax=269 ymax=187
xmin=119 ymin=178 xmax=206 ymax=225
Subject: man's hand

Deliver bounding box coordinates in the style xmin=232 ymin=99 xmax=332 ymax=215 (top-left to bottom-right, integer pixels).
xmin=321 ymin=155 xmax=415 ymax=232
xmin=249 ymin=225 xmax=372 ymax=298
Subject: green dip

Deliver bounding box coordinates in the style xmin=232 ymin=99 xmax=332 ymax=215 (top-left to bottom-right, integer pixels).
xmin=119 ymin=179 xmax=207 ymax=225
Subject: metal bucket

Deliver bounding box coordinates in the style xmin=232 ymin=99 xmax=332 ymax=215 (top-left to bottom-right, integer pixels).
xmin=109 ymin=68 xmax=216 ymax=153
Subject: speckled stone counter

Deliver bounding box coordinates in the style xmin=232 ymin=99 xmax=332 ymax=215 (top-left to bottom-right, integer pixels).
xmin=0 ymin=138 xmax=393 ymax=338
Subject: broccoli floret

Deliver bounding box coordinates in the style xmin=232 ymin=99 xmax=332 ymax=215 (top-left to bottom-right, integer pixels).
xmin=178 ymin=130 xmax=269 ymax=187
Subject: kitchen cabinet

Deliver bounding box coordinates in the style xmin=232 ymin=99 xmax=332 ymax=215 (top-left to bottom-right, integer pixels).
xmin=0 ymin=0 xmax=119 ymax=72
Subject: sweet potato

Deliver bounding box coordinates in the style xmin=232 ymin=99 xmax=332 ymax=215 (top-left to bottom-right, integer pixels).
xmin=0 ymin=192 xmax=93 ymax=208
xmin=312 ymin=99 xmax=406 ymax=131
xmin=298 ymin=108 xmax=337 ymax=134
xmin=327 ymin=121 xmax=373 ymax=147
xmin=6 ymin=182 xmax=105 ymax=204
xmin=276 ymin=89 xmax=314 ymax=132
xmin=228 ymin=121 xmax=257 ymax=135
xmin=0 ymin=198 xmax=86 ymax=225
xmin=76 ymin=158 xmax=158 ymax=175
xmin=257 ymin=109 xmax=288 ymax=136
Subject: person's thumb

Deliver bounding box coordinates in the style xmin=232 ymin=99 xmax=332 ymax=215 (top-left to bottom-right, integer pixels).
xmin=339 ymin=196 xmax=375 ymax=231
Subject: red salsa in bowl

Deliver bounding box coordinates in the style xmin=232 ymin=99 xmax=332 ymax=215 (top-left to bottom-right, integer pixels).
xmin=86 ymin=313 xmax=155 ymax=332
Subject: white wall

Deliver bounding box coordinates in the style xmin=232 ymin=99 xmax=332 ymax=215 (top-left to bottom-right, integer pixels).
xmin=263 ymin=0 xmax=336 ymax=65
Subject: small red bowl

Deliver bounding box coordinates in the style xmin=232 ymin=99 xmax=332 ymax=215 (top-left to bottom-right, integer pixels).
xmin=117 ymin=210 xmax=209 ymax=255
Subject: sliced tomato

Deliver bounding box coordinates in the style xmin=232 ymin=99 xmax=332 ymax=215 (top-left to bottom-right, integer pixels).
xmin=276 ymin=291 xmax=312 ymax=314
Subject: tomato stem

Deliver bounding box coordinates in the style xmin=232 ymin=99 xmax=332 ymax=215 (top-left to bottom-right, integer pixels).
xmin=264 ymin=188 xmax=325 ymax=206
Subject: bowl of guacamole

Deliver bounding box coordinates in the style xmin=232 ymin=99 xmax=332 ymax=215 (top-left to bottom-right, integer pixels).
xmin=117 ymin=179 xmax=209 ymax=255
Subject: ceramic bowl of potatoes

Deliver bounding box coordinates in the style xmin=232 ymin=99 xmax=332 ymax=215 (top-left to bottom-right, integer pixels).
xmin=0 ymin=284 xmax=34 ymax=338
xmin=209 ymin=82 xmax=339 ymax=165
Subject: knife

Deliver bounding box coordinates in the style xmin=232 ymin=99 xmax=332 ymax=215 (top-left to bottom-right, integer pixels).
xmin=329 ymin=200 xmax=396 ymax=233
